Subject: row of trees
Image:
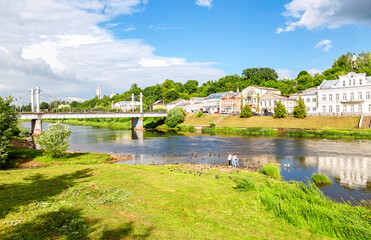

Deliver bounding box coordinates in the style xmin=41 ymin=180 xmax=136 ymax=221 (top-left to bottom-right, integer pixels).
xmin=240 ymin=97 xmax=307 ymax=119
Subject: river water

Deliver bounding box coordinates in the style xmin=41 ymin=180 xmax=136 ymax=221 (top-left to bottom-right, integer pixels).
xmin=21 ymin=122 xmax=371 ymax=202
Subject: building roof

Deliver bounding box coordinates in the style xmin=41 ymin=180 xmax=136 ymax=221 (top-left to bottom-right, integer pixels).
xmin=260 ymin=92 xmax=294 ymax=101
xmin=318 ymin=79 xmax=339 ymax=89
xmin=153 ymin=100 xmax=165 ymax=105
xmin=168 ymin=99 xmax=185 ymax=105
xmin=206 ymin=91 xmax=235 ymax=99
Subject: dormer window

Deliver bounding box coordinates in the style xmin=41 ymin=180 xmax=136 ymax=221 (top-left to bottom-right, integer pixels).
xmin=360 ymin=79 xmax=362 ymax=85
xmin=353 ymin=79 xmax=355 ymax=85
xmin=343 ymin=81 xmax=345 ymax=86
xmin=349 ymin=79 xmax=351 ymax=86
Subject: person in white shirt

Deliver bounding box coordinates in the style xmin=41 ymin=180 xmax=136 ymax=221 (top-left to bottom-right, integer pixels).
xmin=233 ymin=154 xmax=239 ymax=168
xmin=227 ymin=153 xmax=233 ymax=166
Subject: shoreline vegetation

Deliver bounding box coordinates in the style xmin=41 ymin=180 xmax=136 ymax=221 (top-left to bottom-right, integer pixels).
xmin=33 ymin=114 xmax=371 ymax=139
xmin=1 ymin=144 xmax=370 ymax=239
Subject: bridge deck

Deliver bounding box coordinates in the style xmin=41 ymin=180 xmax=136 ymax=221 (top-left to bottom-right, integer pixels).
xmin=19 ymin=112 xmax=167 ymax=120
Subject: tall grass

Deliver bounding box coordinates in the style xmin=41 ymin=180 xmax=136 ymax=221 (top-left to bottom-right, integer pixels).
xmin=312 ymin=173 xmax=332 ymax=185
xmin=259 ymin=181 xmax=370 ymax=240
xmin=260 ymin=164 xmax=281 ymax=179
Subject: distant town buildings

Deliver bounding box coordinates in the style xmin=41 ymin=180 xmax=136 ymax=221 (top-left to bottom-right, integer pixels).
xmin=96 ymin=84 xmax=102 ymax=99
xmin=114 ymin=101 xmax=140 ymax=112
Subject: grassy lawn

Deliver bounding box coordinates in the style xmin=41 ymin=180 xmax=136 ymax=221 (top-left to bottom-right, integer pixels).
xmin=1 ymin=148 xmax=369 ymax=239
xmin=183 ymin=114 xmax=225 ymax=126
xmin=184 ymin=114 xmax=360 ymax=129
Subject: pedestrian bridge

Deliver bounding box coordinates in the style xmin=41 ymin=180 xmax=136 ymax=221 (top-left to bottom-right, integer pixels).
xmin=19 ymin=112 xmax=167 ymax=133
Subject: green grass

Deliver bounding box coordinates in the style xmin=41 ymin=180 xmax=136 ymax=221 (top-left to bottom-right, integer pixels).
xmin=0 ymin=148 xmax=370 ymax=239
xmin=259 ymin=180 xmax=370 ymax=240
xmin=312 ymin=173 xmax=332 ymax=185
xmin=260 ymin=164 xmax=281 ymax=179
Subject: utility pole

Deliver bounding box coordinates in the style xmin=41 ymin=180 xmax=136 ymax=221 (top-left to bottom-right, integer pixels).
xmin=131 ymin=93 xmax=134 ymax=112
xmin=30 ymin=88 xmax=35 ymax=112
xmin=140 ymin=92 xmax=143 ymax=113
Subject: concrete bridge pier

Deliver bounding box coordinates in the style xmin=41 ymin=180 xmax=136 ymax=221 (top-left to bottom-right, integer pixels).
xmin=31 ymin=119 xmax=42 ymax=135
xmin=131 ymin=117 xmax=145 ymax=130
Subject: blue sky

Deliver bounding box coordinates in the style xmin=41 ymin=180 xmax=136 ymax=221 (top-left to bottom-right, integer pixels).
xmin=0 ymin=0 xmax=370 ymax=102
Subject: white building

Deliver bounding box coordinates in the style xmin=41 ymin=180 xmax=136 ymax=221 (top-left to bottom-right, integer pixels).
xmin=96 ymin=84 xmax=102 ymax=99
xmin=295 ymin=72 xmax=371 ymax=115
xmin=291 ymin=88 xmax=318 ymax=114
xmin=242 ymin=86 xmax=281 ymax=113
xmin=185 ymin=97 xmax=204 ymax=113
xmin=203 ymin=91 xmax=234 ymax=114
xmin=114 ymin=101 xmax=140 ymax=112
xmin=166 ymin=99 xmax=187 ymax=112
xmin=259 ymin=92 xmax=296 ymax=114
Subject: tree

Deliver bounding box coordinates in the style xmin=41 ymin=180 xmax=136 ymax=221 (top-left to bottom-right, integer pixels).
xmin=165 ymin=108 xmax=185 ymax=128
xmin=184 ymin=80 xmax=198 ymax=94
xmin=240 ymin=104 xmax=253 ymax=118
xmin=242 ymin=68 xmax=278 ymax=84
xmin=163 ymin=88 xmax=180 ymax=103
xmin=297 ymin=70 xmax=310 ymax=78
xmin=293 ymin=97 xmax=307 ymax=118
xmin=40 ymin=102 xmax=49 ymax=110
xmin=273 ymin=101 xmax=286 ymax=118
xmin=38 ymin=122 xmax=71 ymax=157
xmin=0 ymin=96 xmax=19 ymax=169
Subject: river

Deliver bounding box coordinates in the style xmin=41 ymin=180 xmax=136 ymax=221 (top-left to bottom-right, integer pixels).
xmin=21 ymin=122 xmax=371 ymax=202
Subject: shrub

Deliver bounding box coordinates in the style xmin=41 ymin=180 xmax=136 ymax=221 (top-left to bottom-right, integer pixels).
xmin=165 ymin=108 xmax=185 ymax=128
xmin=210 ymin=122 xmax=216 ymax=128
xmin=293 ymin=96 xmax=307 ymax=118
xmin=0 ymin=96 xmax=19 ymax=169
xmin=312 ymin=173 xmax=332 ymax=185
xmin=240 ymin=104 xmax=253 ymax=118
xmin=261 ymin=164 xmax=281 ymax=179
xmin=38 ymin=122 xmax=71 ymax=158
xmin=273 ymin=101 xmax=286 ymax=118
xmin=197 ymin=110 xmax=203 ymax=117
xmin=234 ymin=178 xmax=256 ymax=191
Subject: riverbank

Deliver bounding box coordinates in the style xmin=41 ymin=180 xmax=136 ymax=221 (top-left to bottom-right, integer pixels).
xmin=1 ymin=147 xmax=370 ymax=239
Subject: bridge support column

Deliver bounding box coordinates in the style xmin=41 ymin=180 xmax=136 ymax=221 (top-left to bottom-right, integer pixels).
xmin=131 ymin=117 xmax=144 ymax=130
xmin=31 ymin=119 xmax=42 ymax=150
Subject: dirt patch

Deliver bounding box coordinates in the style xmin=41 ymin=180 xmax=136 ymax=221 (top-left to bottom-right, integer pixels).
xmin=106 ymin=154 xmax=132 ymax=163
xmin=165 ymin=163 xmax=254 ymax=173
xmin=11 ymin=138 xmax=35 ymax=149
xmin=19 ymin=159 xmax=47 ymax=169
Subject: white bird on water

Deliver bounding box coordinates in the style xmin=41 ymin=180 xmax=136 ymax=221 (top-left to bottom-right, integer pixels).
xmin=283 ymin=163 xmax=291 ymax=168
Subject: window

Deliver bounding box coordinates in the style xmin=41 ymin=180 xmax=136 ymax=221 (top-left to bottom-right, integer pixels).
xmin=358 ymin=105 xmax=362 ymax=112
xmin=369 ymin=104 xmax=371 ymax=112
xmin=269 ymin=101 xmax=271 ymax=107
xmin=343 ymin=81 xmax=345 ymax=86
xmin=343 ymin=105 xmax=347 ymax=112
xmin=329 ymin=94 xmax=333 ymax=101
xmin=336 ymin=94 xmax=339 ymax=100
xmin=336 ymin=105 xmax=340 ymax=112
xmin=358 ymin=92 xmax=362 ymax=99
xmin=353 ymin=79 xmax=356 ymax=85
xmin=350 ymin=93 xmax=354 ymax=100
xmin=367 ymin=92 xmax=370 ymax=99
xmin=360 ymin=79 xmax=362 ymax=85
xmin=313 ymin=98 xmax=316 ymax=102
xmin=350 ymin=105 xmax=354 ymax=112
xmin=343 ymin=93 xmax=347 ymax=100
xmin=313 ymin=107 xmax=316 ymax=111
xmin=329 ymin=105 xmax=333 ymax=112
xmin=307 ymin=107 xmax=310 ymax=111
xmin=306 ymin=98 xmax=310 ymax=102
xmin=322 ymin=94 xmax=326 ymax=101
xmin=349 ymin=79 xmax=351 ymax=85
xmin=322 ymin=106 xmax=326 ymax=112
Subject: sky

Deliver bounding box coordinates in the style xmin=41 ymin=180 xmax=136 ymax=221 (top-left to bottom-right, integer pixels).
xmin=1 ymin=0 xmax=371 ymax=103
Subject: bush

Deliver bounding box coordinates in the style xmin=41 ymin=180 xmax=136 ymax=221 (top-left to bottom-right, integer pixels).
xmin=293 ymin=96 xmax=307 ymax=118
xmin=234 ymin=178 xmax=256 ymax=191
xmin=0 ymin=96 xmax=19 ymax=169
xmin=197 ymin=110 xmax=203 ymax=117
xmin=38 ymin=122 xmax=71 ymax=158
xmin=312 ymin=173 xmax=332 ymax=185
xmin=165 ymin=108 xmax=185 ymax=128
xmin=261 ymin=164 xmax=281 ymax=179
xmin=273 ymin=101 xmax=286 ymax=118
xmin=240 ymin=104 xmax=253 ymax=118
xmin=209 ymin=122 xmax=216 ymax=128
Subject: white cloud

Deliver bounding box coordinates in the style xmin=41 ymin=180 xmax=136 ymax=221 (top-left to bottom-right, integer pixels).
xmin=124 ymin=26 xmax=136 ymax=32
xmin=277 ymin=0 xmax=371 ymax=33
xmin=148 ymin=25 xmax=179 ymax=30
xmin=0 ymin=0 xmax=225 ymax=100
xmin=307 ymin=68 xmax=322 ymax=76
xmin=315 ymin=40 xmax=333 ymax=52
xmin=276 ymin=69 xmax=292 ymax=80
xmin=196 ymin=0 xmax=213 ymax=9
